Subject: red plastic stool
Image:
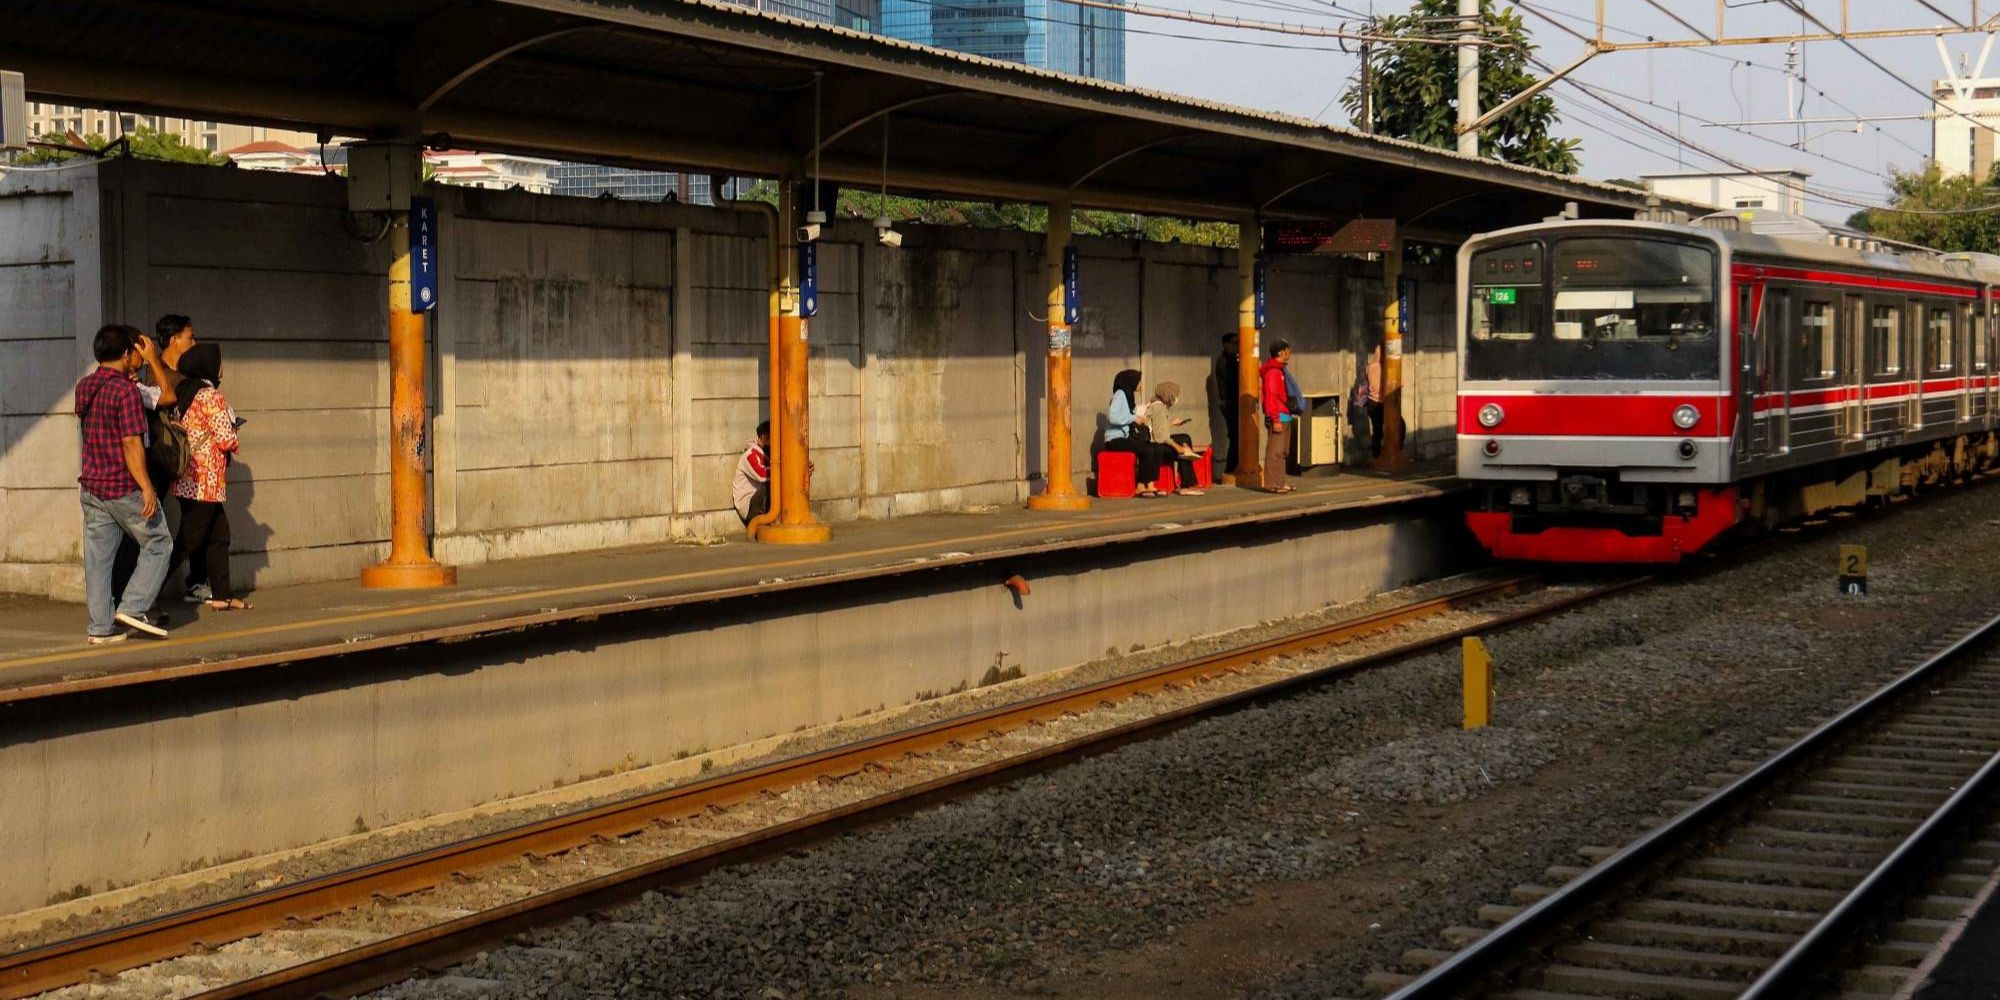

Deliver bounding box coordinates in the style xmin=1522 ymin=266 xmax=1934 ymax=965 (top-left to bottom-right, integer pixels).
xmin=1094 ymin=450 xmax=1137 ymax=498
xmin=1193 ymin=447 xmax=1214 ymax=489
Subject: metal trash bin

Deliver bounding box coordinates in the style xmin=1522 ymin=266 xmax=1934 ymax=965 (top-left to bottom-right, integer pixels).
xmin=1294 ymin=392 xmax=1343 ymax=468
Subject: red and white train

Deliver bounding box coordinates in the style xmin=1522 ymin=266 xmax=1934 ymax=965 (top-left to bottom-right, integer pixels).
xmin=1457 ymin=209 xmax=2000 ymax=563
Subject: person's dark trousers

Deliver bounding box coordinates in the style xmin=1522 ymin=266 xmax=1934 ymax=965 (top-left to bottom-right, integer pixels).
xmin=1367 ymin=402 xmax=1385 ymax=458
xmin=1219 ymin=404 xmax=1239 ymax=472
xmin=168 ymin=499 xmax=232 ymax=599
xmin=111 ymin=533 xmax=138 ymax=605
xmin=1166 ymin=433 xmax=1199 ymax=489
xmin=112 ymin=494 xmax=177 ymax=605
xmin=1103 ymin=436 xmax=1164 ymax=485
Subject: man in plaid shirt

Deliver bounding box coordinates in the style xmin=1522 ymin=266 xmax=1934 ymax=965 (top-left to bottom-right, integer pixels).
xmin=75 ymin=325 xmax=172 ymax=643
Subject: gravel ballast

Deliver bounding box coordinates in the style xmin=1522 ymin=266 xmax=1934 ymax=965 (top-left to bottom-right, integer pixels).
xmin=371 ymin=481 xmax=2000 ymax=1000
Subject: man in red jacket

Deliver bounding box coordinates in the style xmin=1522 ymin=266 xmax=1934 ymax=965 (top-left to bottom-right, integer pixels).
xmin=1260 ymin=340 xmax=1299 ymax=493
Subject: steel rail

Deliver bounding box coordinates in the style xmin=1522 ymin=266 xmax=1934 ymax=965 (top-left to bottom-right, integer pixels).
xmin=1740 ymin=725 xmax=2000 ymax=997
xmin=201 ymin=576 xmax=1655 ymax=1000
xmin=1385 ymin=609 xmax=2000 ymax=1000
xmin=3 ymin=572 xmax=1598 ymax=1000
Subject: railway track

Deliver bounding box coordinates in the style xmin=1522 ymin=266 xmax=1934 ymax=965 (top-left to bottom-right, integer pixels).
xmin=1369 ymin=612 xmax=2000 ymax=1000
xmin=4 ymin=572 xmax=1644 ymax=1000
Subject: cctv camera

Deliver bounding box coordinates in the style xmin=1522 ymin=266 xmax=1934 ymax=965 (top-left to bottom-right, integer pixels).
xmin=877 ymin=228 xmax=903 ymax=249
xmin=797 ymin=223 xmax=821 ymax=242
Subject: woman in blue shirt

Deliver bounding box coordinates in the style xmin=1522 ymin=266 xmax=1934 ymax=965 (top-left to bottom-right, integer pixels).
xmin=1103 ymin=368 xmax=1169 ymax=497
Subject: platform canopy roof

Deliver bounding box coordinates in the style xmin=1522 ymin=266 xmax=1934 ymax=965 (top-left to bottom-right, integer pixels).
xmin=0 ymin=0 xmax=1687 ymax=237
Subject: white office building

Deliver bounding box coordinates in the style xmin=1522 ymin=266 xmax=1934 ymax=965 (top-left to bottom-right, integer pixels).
xmin=1932 ymin=76 xmax=2000 ymax=178
xmin=1640 ymin=168 xmax=1811 ymax=216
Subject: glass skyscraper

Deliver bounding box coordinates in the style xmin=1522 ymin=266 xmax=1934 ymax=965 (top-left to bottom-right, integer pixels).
xmin=880 ymin=0 xmax=1125 ymax=82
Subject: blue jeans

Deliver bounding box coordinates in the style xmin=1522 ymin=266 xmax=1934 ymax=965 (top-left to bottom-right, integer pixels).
xmin=81 ymin=490 xmax=171 ymax=636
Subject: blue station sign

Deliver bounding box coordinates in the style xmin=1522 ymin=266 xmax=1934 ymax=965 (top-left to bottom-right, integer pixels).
xmin=1063 ymin=245 xmax=1080 ymax=326
xmin=1254 ymin=258 xmax=1268 ymax=330
xmin=410 ymin=196 xmax=438 ymax=313
xmin=799 ymin=242 xmax=819 ymax=318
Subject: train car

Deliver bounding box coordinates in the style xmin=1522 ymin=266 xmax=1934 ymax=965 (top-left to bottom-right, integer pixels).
xmin=1457 ymin=208 xmax=2000 ymax=563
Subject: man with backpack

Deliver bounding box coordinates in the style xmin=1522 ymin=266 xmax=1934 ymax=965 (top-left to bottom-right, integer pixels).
xmin=111 ymin=318 xmax=197 ymax=607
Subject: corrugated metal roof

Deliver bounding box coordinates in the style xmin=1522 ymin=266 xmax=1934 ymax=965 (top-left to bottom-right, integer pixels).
xmin=641 ymin=0 xmax=1637 ymax=198
xmin=0 ymin=0 xmax=1692 ymax=234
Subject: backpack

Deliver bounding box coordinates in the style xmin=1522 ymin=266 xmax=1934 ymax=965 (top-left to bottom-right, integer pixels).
xmin=146 ymin=404 xmax=191 ymax=488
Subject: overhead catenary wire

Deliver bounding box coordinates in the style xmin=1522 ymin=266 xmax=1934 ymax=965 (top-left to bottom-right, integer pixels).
xmin=1773 ymin=0 xmax=2000 ymax=138
xmin=1056 ymin=0 xmax=1511 ymax=45
xmin=880 ymin=0 xmax=1416 ymax=53
xmin=1515 ymin=0 xmax=1928 ymax=161
xmin=1541 ymin=57 xmax=2000 ymax=216
xmin=1570 ymin=76 xmax=1902 ymax=199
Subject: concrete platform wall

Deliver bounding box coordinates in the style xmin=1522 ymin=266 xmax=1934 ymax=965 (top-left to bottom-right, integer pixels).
xmin=0 ymin=166 xmax=101 ymax=599
xmin=0 ymin=503 xmax=1462 ymax=913
xmin=0 ymin=159 xmax=1458 ymax=599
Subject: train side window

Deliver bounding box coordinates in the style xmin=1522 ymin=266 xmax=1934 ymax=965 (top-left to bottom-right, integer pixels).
xmin=1872 ymin=303 xmax=1902 ymax=375
xmin=1931 ymin=308 xmax=1956 ymax=373
xmin=1802 ymin=300 xmax=1835 ymax=380
xmin=1976 ymin=312 xmax=1990 ymax=371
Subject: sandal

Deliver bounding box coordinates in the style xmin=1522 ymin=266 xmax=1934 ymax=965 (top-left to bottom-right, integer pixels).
xmin=207 ymin=598 xmax=253 ymax=611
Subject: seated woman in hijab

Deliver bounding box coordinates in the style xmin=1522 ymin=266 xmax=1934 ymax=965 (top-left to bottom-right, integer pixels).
xmin=1103 ymin=368 xmax=1170 ymax=498
xmin=165 ymin=343 xmax=249 ymax=610
xmin=1140 ymin=381 xmax=1205 ymax=496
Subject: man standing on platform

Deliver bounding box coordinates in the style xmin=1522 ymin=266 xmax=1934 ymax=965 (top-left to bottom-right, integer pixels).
xmin=1259 ymin=340 xmax=1300 ymax=493
xmin=75 ymin=325 xmax=172 ymax=643
xmin=1212 ymin=334 xmax=1240 ymax=473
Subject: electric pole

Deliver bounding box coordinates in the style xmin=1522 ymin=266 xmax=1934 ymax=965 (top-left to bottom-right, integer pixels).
xmin=1457 ymin=0 xmax=1479 ymax=156
xmin=1360 ymin=38 xmax=1374 ymax=133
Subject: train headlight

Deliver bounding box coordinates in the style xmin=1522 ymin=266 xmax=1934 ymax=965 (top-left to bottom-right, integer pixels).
xmin=1671 ymin=404 xmax=1700 ymax=430
xmin=1477 ymin=403 xmax=1505 ymax=428
xmin=1677 ymin=439 xmax=1699 ymax=461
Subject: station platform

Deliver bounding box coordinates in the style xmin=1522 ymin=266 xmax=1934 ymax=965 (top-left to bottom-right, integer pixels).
xmin=0 ymin=467 xmax=1458 ymax=708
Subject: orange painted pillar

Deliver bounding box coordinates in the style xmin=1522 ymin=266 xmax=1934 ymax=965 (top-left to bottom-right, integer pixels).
xmin=362 ymin=213 xmax=457 ymax=588
xmin=759 ymin=178 xmax=831 ymax=544
xmin=1028 ymin=199 xmax=1089 ymax=511
xmin=1232 ymin=219 xmax=1263 ymax=484
xmin=1376 ymin=236 xmax=1410 ymax=470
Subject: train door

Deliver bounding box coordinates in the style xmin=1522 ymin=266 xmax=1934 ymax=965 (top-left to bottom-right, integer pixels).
xmin=1960 ymin=306 xmax=1976 ymax=428
xmin=1737 ymin=283 xmax=1759 ymax=457
xmin=1981 ymin=297 xmax=1997 ymax=424
xmin=1759 ymin=289 xmax=1790 ymax=455
xmin=1906 ymin=298 xmax=1924 ymax=431
xmin=1845 ymin=294 xmax=1867 ymax=439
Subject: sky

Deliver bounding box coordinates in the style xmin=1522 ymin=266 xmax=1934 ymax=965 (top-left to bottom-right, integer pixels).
xmin=1122 ymin=0 xmax=1992 ymax=222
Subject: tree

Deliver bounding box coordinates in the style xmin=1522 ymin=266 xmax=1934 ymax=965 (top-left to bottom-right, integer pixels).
xmin=16 ymin=126 xmax=227 ymax=167
xmin=1847 ymin=162 xmax=2000 ymax=253
xmin=1342 ymin=0 xmax=1581 ymax=174
xmin=733 ymin=180 xmax=1240 ymax=247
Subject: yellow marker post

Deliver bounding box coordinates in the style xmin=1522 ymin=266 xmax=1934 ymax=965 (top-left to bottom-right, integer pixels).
xmin=1838 ymin=544 xmax=1869 ymax=596
xmin=1463 ymin=637 xmax=1493 ymax=730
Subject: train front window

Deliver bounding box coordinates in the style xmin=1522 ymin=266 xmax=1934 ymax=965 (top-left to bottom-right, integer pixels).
xmin=1468 ymin=242 xmax=1544 ymax=341
xmin=1466 ymin=235 xmax=1720 ymax=381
